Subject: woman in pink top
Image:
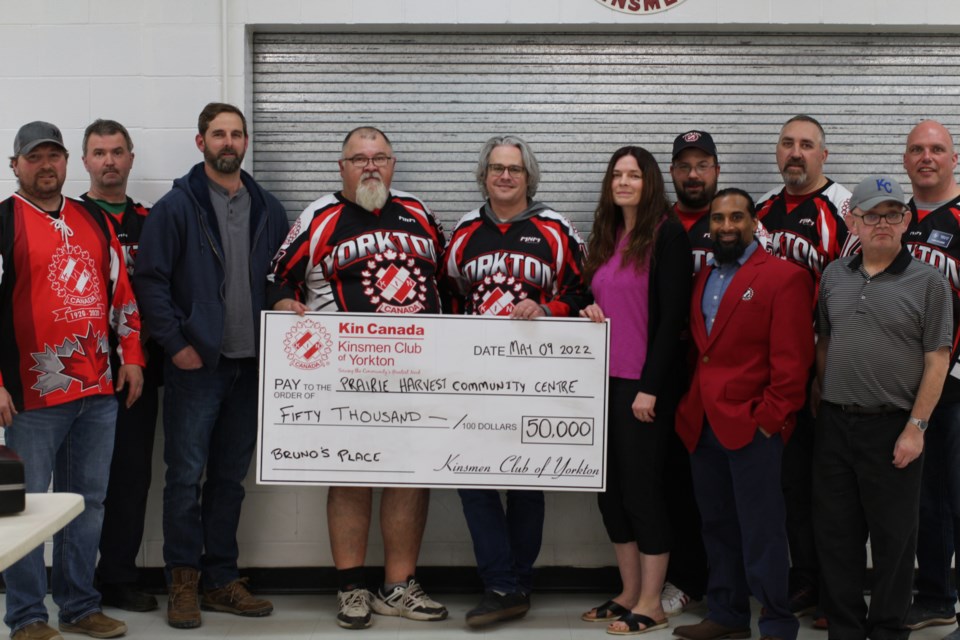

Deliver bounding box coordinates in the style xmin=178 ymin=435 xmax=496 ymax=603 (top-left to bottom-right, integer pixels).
xmin=579 ymin=146 xmax=693 ymax=635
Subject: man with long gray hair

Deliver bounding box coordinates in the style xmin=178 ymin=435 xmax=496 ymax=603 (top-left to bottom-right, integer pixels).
xmin=440 ymin=135 xmax=588 ymax=627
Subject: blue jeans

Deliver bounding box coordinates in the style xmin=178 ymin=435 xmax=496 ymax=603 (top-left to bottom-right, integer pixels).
xmin=2 ymin=395 xmax=118 ymax=634
xmin=162 ymin=357 xmax=258 ymax=590
xmin=915 ymin=400 xmax=960 ymax=610
xmin=458 ymin=489 xmax=544 ymax=594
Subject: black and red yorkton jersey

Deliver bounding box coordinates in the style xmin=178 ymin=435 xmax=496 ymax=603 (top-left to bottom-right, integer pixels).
xmin=441 ymin=201 xmax=588 ymax=317
xmin=674 ymin=203 xmax=712 ymax=274
xmin=755 ymin=179 xmax=852 ymax=280
xmin=270 ymin=190 xmax=445 ymax=314
xmin=906 ymin=193 xmax=960 ymax=402
xmin=0 ymin=194 xmax=144 ymax=411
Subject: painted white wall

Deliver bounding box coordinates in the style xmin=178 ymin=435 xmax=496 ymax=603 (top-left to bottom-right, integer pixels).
xmin=1 ymin=0 xmax=955 ymax=569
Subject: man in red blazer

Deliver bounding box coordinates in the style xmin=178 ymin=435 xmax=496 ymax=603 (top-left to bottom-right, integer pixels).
xmin=674 ymin=187 xmax=815 ymax=640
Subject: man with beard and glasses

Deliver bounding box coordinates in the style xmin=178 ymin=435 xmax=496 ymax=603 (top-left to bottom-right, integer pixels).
xmin=815 ymin=175 xmax=951 ymax=640
xmin=653 ymin=129 xmax=720 ymax=618
xmin=1 ymin=121 xmax=144 ymax=640
xmin=134 ymin=103 xmax=289 ymax=629
xmin=269 ymin=126 xmax=448 ymax=630
xmin=674 ymin=188 xmax=813 ymax=640
xmin=671 ymin=130 xmax=721 ymax=275
xmin=77 ymin=119 xmax=162 ymax=615
xmin=755 ymin=115 xmax=854 ymax=624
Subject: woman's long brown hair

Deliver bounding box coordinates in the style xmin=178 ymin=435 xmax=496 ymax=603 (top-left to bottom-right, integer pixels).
xmin=583 ymin=145 xmax=673 ymax=284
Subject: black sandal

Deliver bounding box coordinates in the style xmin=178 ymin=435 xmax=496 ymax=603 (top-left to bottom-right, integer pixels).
xmin=581 ymin=599 xmax=630 ymax=622
xmin=606 ymin=611 xmax=669 ymax=635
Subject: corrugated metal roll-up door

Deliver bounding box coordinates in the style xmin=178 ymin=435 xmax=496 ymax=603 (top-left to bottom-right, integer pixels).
xmin=252 ymin=32 xmax=960 ymax=233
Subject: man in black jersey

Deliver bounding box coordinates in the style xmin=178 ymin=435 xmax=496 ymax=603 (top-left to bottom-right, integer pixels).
xmin=659 ymin=129 xmax=717 ymax=616
xmin=80 ymin=119 xmax=161 ymax=615
xmin=902 ymin=120 xmax=960 ymax=633
xmin=671 ymin=130 xmax=720 ymax=275
xmin=442 ymin=135 xmax=588 ymax=628
xmin=756 ymin=115 xmax=852 ymax=623
xmin=270 ymin=127 xmax=448 ymax=630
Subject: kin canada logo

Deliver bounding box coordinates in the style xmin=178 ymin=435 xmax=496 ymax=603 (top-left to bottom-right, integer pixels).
xmin=362 ymin=249 xmax=430 ymax=314
xmin=283 ymin=319 xmax=333 ymax=370
xmin=48 ymin=245 xmax=104 ymax=322
xmin=594 ymin=0 xmax=689 ymax=15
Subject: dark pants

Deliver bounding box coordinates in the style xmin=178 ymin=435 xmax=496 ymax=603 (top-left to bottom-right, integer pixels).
xmin=690 ymin=424 xmax=797 ymax=640
xmin=782 ymin=403 xmax=818 ymax=596
xmin=458 ymin=489 xmax=544 ymax=594
xmin=665 ymin=429 xmax=708 ymax=599
xmin=598 ymin=377 xmax=673 ymax=553
xmin=813 ymin=403 xmax=922 ymax=640
xmin=161 ymin=356 xmax=258 ymax=590
xmin=914 ymin=400 xmax=960 ymax=612
xmin=97 ymin=367 xmax=160 ymax=585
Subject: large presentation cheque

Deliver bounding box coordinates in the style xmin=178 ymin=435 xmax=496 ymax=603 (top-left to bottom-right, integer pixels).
xmin=257 ymin=311 xmax=609 ymax=491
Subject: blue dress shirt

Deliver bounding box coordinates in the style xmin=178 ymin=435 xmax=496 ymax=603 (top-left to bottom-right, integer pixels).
xmin=701 ymin=240 xmax=759 ymax=335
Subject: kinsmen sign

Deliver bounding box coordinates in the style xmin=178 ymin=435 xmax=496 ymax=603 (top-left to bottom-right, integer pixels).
xmin=594 ymin=0 xmax=689 ymax=15
xmin=257 ymin=311 xmax=610 ymax=491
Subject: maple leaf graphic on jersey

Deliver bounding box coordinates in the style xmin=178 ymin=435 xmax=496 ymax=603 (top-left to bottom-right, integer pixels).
xmin=30 ymin=322 xmax=110 ymax=396
xmin=112 ymin=300 xmax=139 ymax=339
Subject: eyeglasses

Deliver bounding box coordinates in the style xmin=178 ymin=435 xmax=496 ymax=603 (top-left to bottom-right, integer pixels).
xmin=852 ymin=210 xmax=906 ymax=226
xmin=487 ymin=164 xmax=526 ymax=177
xmin=342 ymin=155 xmax=393 ymax=168
xmin=672 ymin=162 xmax=716 ymax=175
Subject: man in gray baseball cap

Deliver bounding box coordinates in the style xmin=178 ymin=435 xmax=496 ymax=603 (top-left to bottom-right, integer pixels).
xmin=2 ymin=120 xmax=144 ymax=640
xmin=848 ymin=174 xmax=906 ymax=213
xmin=814 ymin=173 xmax=952 ymax=640
xmin=12 ymin=121 xmax=67 ymax=157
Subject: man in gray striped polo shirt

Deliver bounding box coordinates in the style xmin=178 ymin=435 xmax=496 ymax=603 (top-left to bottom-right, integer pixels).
xmin=814 ymin=175 xmax=953 ymax=640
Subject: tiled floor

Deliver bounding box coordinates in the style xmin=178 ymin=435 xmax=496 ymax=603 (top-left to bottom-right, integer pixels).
xmin=2 ymin=593 xmax=957 ymax=639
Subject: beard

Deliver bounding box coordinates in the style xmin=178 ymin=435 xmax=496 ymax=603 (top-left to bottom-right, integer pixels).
xmin=780 ymin=163 xmax=808 ymax=188
xmin=675 ymin=179 xmax=715 ymax=209
xmin=355 ymin=173 xmax=389 ymax=211
xmin=711 ymin=236 xmax=750 ymax=264
xmin=204 ymin=146 xmax=244 ymax=174
xmin=20 ymin=170 xmax=64 ymax=203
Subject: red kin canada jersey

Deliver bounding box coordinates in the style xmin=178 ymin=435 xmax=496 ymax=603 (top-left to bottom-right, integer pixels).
xmin=906 ymin=193 xmax=960 ymax=402
xmin=674 ymin=203 xmax=712 ymax=274
xmin=441 ymin=202 xmax=588 ymax=317
xmin=270 ymin=190 xmax=445 ymax=314
xmin=0 ymin=194 xmax=144 ymax=411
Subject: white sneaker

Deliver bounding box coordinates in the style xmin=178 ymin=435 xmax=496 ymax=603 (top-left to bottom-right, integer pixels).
xmin=661 ymin=581 xmax=698 ymax=617
xmin=336 ymin=588 xmax=371 ymax=629
xmin=370 ymin=577 xmax=448 ymax=621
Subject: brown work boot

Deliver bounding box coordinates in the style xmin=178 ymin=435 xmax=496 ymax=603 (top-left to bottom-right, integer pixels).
xmin=12 ymin=622 xmax=63 ymax=640
xmin=201 ymin=577 xmax=273 ymax=617
xmin=167 ymin=567 xmax=201 ymax=629
xmin=59 ymin=611 xmax=127 ymax=638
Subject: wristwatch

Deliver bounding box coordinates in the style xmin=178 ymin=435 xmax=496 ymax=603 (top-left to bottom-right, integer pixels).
xmin=909 ymin=416 xmax=929 ymax=432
